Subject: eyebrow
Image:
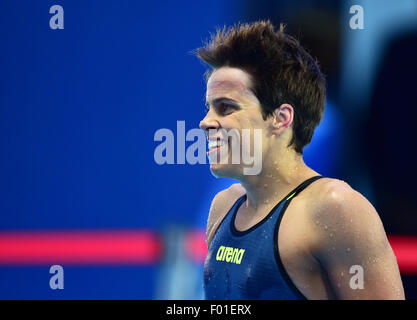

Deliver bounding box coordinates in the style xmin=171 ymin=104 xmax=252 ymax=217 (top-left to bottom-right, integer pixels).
xmin=205 ymin=97 xmax=240 ymax=107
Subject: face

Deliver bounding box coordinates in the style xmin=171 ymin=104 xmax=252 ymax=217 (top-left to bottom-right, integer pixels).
xmin=199 ymin=67 xmax=272 ymax=178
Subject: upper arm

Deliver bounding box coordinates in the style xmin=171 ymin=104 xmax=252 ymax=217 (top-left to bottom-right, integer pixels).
xmin=206 ymin=183 xmax=245 ymax=248
xmin=309 ymin=181 xmax=405 ymax=300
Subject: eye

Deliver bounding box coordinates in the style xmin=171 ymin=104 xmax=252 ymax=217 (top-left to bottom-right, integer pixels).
xmin=219 ymin=103 xmax=234 ymax=115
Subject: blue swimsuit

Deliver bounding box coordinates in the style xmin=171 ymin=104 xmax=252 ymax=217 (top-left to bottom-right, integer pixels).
xmin=203 ymin=175 xmax=325 ymax=300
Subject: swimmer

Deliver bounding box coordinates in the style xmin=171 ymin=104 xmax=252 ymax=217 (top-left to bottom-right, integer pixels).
xmin=196 ymin=20 xmax=405 ymax=300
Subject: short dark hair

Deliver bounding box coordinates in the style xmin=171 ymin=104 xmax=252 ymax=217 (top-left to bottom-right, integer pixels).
xmin=195 ymin=20 xmax=326 ymax=154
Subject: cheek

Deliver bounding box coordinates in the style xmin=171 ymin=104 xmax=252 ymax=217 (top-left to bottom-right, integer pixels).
xmin=236 ymin=112 xmax=269 ymax=140
xmin=232 ymin=114 xmax=270 ymax=155
xmin=233 ymin=109 xmax=264 ymax=130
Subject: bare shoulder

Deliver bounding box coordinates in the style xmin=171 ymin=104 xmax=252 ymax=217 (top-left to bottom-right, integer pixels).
xmin=302 ymin=177 xmax=385 ymax=238
xmin=206 ymin=183 xmax=246 ymax=248
xmin=303 ymin=177 xmax=391 ymax=267
xmin=305 ymin=177 xmax=382 ymax=227
xmin=300 ymin=177 xmax=404 ymax=299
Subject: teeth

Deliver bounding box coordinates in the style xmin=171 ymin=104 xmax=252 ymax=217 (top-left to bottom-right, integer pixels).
xmin=208 ymin=140 xmax=227 ymax=149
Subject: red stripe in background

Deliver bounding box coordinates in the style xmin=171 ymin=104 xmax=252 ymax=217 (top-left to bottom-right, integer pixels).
xmin=184 ymin=232 xmax=417 ymax=275
xmin=0 ymin=230 xmax=162 ymax=265
xmin=0 ymin=230 xmax=416 ymax=275
xmin=184 ymin=230 xmax=208 ymax=264
xmin=387 ymin=235 xmax=417 ymax=274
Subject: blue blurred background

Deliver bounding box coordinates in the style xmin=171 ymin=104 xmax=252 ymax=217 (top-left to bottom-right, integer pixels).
xmin=1 ymin=0 xmax=416 ymax=299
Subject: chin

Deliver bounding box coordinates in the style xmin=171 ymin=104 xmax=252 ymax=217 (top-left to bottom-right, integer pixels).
xmin=209 ymin=163 xmax=242 ymax=179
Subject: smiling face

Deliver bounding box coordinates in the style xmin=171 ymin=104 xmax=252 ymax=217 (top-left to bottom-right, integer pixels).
xmin=199 ymin=67 xmax=272 ymax=178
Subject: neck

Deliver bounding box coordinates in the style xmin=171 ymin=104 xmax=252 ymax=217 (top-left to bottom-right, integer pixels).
xmin=238 ymin=148 xmax=318 ymax=210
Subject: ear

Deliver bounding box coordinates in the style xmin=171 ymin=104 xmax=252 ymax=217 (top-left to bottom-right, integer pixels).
xmin=271 ymin=103 xmax=294 ymax=135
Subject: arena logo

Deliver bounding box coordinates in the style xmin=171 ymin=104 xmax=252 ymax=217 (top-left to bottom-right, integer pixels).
xmin=153 ymin=121 xmax=262 ymax=175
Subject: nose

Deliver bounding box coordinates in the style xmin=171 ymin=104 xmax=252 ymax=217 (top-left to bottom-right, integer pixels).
xmin=199 ymin=109 xmax=220 ymax=132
